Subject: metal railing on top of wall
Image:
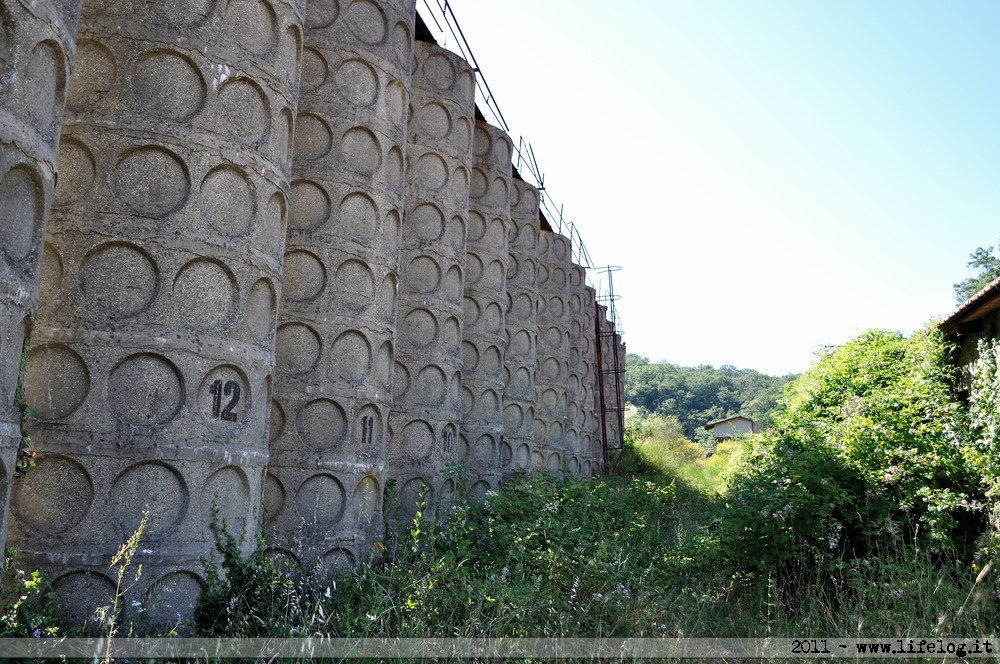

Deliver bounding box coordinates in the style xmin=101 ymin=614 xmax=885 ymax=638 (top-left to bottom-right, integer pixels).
xmin=416 ymin=0 xmax=623 ymax=337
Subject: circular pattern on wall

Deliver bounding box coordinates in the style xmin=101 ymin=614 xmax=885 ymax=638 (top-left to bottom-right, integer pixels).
xmin=275 ymin=322 xmax=321 ymax=375
xmin=400 ymin=420 xmax=433 ymax=461
xmin=336 ymin=58 xmax=379 ymax=107
xmin=296 ymin=473 xmax=346 ymax=529
xmin=282 ymin=250 xmax=327 ymax=302
xmin=67 ymin=40 xmax=116 ymax=110
xmin=338 ymin=192 xmax=378 ymax=242
xmin=53 ymin=137 xmax=97 ymax=207
xmin=334 ymin=259 xmax=376 ymax=312
xmin=24 ymin=344 xmax=89 ymax=419
xmin=109 ymin=353 xmax=185 ymax=427
xmin=296 ymin=399 xmax=348 ymax=451
xmin=12 ymin=455 xmax=93 ymax=534
xmin=341 ymin=127 xmax=382 ymax=176
xmin=80 ymin=242 xmax=159 ymax=317
xmin=201 ymin=165 xmax=257 ymax=236
xmin=112 ymin=146 xmax=190 ymax=218
xmin=0 ymin=165 xmax=41 ymax=261
xmin=217 ymin=78 xmax=271 ymax=146
xmin=109 ymin=461 xmax=187 ymax=540
xmin=173 ymin=258 xmax=237 ymax=331
xmin=132 ymin=50 xmax=205 ymax=120
xmin=293 ymin=113 xmax=333 ymax=161
xmin=345 ymin=0 xmax=387 ymax=44
xmin=331 ymin=331 xmax=373 ymax=384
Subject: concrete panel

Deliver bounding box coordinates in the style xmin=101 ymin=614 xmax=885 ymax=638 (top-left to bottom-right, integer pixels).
xmin=564 ymin=263 xmax=587 ymax=478
xmin=459 ymin=122 xmax=511 ymax=499
xmin=0 ymin=0 xmax=81 ymax=569
xmin=501 ymin=178 xmax=539 ymax=476
xmin=10 ymin=0 xmax=305 ymax=626
xmin=268 ymin=0 xmax=414 ymax=576
xmin=581 ymin=285 xmax=600 ymax=476
xmin=533 ymin=231 xmax=572 ymax=474
xmin=388 ymin=40 xmax=474 ymax=520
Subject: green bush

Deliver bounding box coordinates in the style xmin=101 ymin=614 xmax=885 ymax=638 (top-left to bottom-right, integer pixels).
xmin=718 ymin=327 xmax=982 ymax=579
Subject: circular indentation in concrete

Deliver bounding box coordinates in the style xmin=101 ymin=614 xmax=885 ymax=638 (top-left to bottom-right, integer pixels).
xmin=300 ymin=47 xmax=329 ymax=93
xmin=414 ymin=154 xmax=448 ymax=192
xmin=510 ymin=366 xmax=532 ymax=397
xmin=476 ymin=389 xmax=500 ymax=420
xmin=173 ymin=258 xmax=237 ymax=331
xmin=202 ymin=466 xmax=250 ymax=538
xmin=474 ymin=435 xmax=495 ymax=466
xmin=416 ymin=102 xmax=450 ymax=140
xmin=483 ymin=260 xmax=505 ymax=291
xmin=473 ymin=125 xmax=491 ymax=157
xmin=12 ymin=455 xmax=93 ymax=534
xmin=481 ymin=345 xmax=502 ymax=379
xmin=466 ymin=210 xmax=486 ymax=243
xmin=294 ymin=113 xmax=333 ymax=161
xmin=469 ymin=168 xmax=488 ymax=200
xmin=461 ymin=341 xmax=479 ymax=372
xmin=342 ymin=127 xmax=382 ymax=176
xmin=400 ymin=420 xmax=433 ymax=461
xmin=332 ymin=331 xmax=372 ymax=383
xmin=490 ymin=177 xmax=510 ymax=207
xmin=40 ymin=242 xmax=63 ymax=292
xmin=402 ymin=308 xmax=437 ymax=348
xmin=541 ymin=357 xmax=562 ymax=382
xmin=198 ymin=365 xmax=250 ymax=434
xmin=51 ymin=572 xmax=114 ymax=628
xmin=143 ymin=572 xmax=203 ymax=626
xmin=263 ymin=472 xmax=285 ymax=522
xmin=67 ymin=39 xmax=116 ymax=110
xmin=145 ymin=0 xmax=218 ymax=25
xmin=512 ymin=330 xmax=532 ymax=358
xmin=0 ymin=165 xmax=42 ymax=261
xmin=297 ymin=399 xmax=347 ymax=451
xmin=317 ymin=548 xmax=356 ymax=576
xmin=465 ymin=254 xmax=483 ymax=286
xmin=390 ymin=19 xmax=411 ymax=68
xmin=218 ymin=78 xmax=271 ymax=146
xmin=333 ymin=258 xmax=376 ymax=312
xmin=80 ymin=242 xmax=158 ymax=317
xmin=415 ymin=365 xmax=446 ymax=405
xmin=227 ymin=0 xmax=277 ymax=55
xmin=410 ymin=202 xmax=444 ymax=241
xmin=376 ymin=273 xmax=396 ymax=322
xmin=376 ymin=341 xmax=393 ymax=389
xmin=504 ymin=402 xmax=524 ymax=432
xmin=354 ymin=475 xmax=380 ymax=523
xmin=53 ymin=137 xmax=96 ymax=207
xmin=446 ymin=212 xmax=466 ymax=252
xmin=423 ymin=51 xmax=457 ymax=91
xmin=276 ymin=323 xmax=321 ymax=375
xmin=201 ymin=165 xmax=257 ymax=237
xmin=245 ymin=278 xmax=276 ymax=343
xmin=548 ymin=297 xmax=565 ymax=319
xmin=283 ymin=250 xmax=326 ymax=302
xmin=515 ymin=443 xmax=531 ymax=469
xmin=289 ymin=180 xmax=331 ymax=230
xmin=269 ymin=399 xmax=285 ymax=443
xmin=462 ymin=297 xmax=480 ymax=328
xmin=404 ymin=255 xmax=441 ymax=294
xmin=345 ymin=0 xmax=387 ymax=44
xmin=444 ymin=316 xmax=461 ymax=354
xmin=460 ymin=386 xmax=474 ymax=418
xmin=24 ymin=344 xmax=89 ymax=419
xmin=336 ymin=57 xmax=378 ymax=107
xmin=109 ymin=461 xmax=187 ymax=540
xmin=398 ymin=477 xmax=430 ymax=519
xmin=355 ymin=403 xmax=383 ymax=448
xmin=494 ymin=135 xmax=512 ymax=164
xmin=537 ymin=265 xmax=550 ymax=288
xmin=132 ymin=50 xmax=205 ymax=120
xmin=296 ymin=473 xmax=345 ymax=528
xmin=546 ymin=453 xmax=562 ymax=473
xmin=386 ymin=79 xmax=406 ymax=124
xmin=112 ymin=146 xmax=190 ymax=217
xmin=543 ymin=327 xmax=562 ymax=349
xmin=305 ymin=0 xmax=339 ymax=28
xmin=109 ymin=353 xmax=184 ymax=427
xmin=540 ymin=388 xmax=559 ymax=412
xmin=386 ymin=146 xmax=404 ymax=194
xmin=443 ymin=266 xmax=463 ymax=304
xmin=338 ymin=191 xmax=378 ymax=242
xmin=567 ymin=456 xmax=581 ymax=476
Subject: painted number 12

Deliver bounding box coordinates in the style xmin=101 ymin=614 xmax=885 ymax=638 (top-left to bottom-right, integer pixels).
xmin=209 ymin=379 xmax=240 ymax=422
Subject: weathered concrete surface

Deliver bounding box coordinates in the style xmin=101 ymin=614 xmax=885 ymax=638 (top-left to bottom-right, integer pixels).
xmin=582 ymin=285 xmax=601 ymax=476
xmin=533 ymin=231 xmax=572 ymax=473
xmin=564 ymin=263 xmax=587 ymax=477
xmin=267 ymin=0 xmax=414 ymax=577
xmin=0 ymin=0 xmax=82 ymax=571
xmin=11 ymin=0 xmax=305 ymax=626
xmin=459 ymin=121 xmax=511 ymax=500
xmin=388 ymin=40 xmax=475 ymax=520
xmin=501 ymin=178 xmax=539 ymax=476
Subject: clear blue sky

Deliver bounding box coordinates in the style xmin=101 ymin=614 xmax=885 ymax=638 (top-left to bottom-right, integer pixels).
xmin=424 ymin=1 xmax=1000 ymax=376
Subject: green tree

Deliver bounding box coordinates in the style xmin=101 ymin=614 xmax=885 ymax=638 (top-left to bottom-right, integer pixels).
xmin=954 ymin=245 xmax=1000 ymax=304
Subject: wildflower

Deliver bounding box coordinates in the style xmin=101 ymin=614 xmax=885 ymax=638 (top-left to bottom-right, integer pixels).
xmin=32 ymin=629 xmax=40 ymax=638
xmin=660 ymin=624 xmax=667 ymax=631
xmin=592 ymin=592 xmax=603 ymax=600
xmin=893 ymin=589 xmax=903 ymax=599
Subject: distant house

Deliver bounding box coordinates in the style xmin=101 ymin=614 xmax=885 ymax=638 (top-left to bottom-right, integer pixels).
xmin=940 ymin=274 xmax=1000 ymax=399
xmin=704 ymin=415 xmax=762 ymax=442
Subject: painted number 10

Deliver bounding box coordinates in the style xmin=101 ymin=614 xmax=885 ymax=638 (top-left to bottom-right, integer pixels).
xmin=209 ymin=379 xmax=240 ymax=422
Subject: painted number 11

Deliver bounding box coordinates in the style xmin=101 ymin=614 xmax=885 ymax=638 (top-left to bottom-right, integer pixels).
xmin=209 ymin=379 xmax=240 ymax=422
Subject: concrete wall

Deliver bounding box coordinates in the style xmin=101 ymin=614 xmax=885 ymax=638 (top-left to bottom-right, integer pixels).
xmin=10 ymin=0 xmax=305 ymax=625
xmin=533 ymin=231 xmax=571 ymax=473
xmin=0 ymin=0 xmax=82 ymax=571
xmin=0 ymin=3 xmax=628 ymax=627
xmin=502 ymin=178 xmax=540 ymax=475
xmin=266 ymin=0 xmax=414 ymax=576
xmin=388 ymin=40 xmax=475 ymax=520
xmin=460 ymin=122 xmax=512 ymax=500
